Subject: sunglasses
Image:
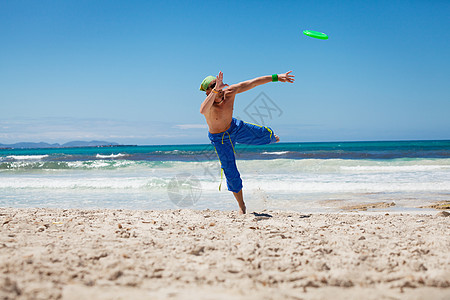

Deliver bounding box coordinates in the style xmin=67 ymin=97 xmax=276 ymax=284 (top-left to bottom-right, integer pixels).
xmin=208 ymin=82 xmax=216 ymax=90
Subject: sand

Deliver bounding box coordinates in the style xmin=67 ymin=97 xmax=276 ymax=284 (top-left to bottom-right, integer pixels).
xmin=0 ymin=208 xmax=449 ymax=300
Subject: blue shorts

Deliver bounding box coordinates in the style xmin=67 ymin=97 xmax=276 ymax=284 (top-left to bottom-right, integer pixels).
xmin=208 ymin=118 xmax=277 ymax=193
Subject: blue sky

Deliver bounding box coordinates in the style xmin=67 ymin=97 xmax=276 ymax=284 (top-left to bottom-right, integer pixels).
xmin=1 ymin=0 xmax=449 ymax=145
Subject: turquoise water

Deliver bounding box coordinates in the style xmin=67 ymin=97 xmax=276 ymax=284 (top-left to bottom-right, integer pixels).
xmin=0 ymin=140 xmax=449 ymax=212
xmin=1 ymin=140 xmax=449 ymax=162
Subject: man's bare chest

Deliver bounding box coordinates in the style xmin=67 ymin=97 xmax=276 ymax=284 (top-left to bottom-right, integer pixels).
xmin=210 ymin=101 xmax=234 ymax=117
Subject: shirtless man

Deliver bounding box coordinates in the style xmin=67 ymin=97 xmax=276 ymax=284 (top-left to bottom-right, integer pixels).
xmin=199 ymin=71 xmax=295 ymax=214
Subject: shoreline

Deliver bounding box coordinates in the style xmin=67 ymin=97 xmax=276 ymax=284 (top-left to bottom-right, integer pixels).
xmin=1 ymin=208 xmax=449 ymax=299
xmin=1 ymin=202 xmax=446 ymax=216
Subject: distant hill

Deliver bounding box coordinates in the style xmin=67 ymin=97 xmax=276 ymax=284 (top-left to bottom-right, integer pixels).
xmin=0 ymin=141 xmax=120 ymax=149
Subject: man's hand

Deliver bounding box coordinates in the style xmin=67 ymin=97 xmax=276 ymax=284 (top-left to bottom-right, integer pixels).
xmin=278 ymin=71 xmax=295 ymax=83
xmin=215 ymin=71 xmax=229 ymax=91
xmin=215 ymin=70 xmax=295 ymax=97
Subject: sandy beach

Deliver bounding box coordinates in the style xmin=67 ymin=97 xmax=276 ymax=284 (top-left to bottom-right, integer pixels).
xmin=0 ymin=208 xmax=449 ymax=300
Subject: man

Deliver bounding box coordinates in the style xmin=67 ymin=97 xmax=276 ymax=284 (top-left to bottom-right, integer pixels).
xmin=199 ymin=71 xmax=295 ymax=214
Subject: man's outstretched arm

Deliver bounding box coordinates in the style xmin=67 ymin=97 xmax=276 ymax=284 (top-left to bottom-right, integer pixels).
xmin=228 ymin=71 xmax=295 ymax=95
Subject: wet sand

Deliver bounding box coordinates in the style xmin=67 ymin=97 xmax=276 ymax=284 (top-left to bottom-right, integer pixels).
xmin=1 ymin=208 xmax=449 ymax=299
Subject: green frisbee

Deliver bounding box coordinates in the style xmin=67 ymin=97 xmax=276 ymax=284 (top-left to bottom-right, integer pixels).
xmin=303 ymin=30 xmax=328 ymax=40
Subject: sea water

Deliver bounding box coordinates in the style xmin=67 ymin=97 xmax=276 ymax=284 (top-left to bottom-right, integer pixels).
xmin=0 ymin=140 xmax=449 ymax=212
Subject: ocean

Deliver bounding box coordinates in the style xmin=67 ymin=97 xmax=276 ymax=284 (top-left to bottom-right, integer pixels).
xmin=1 ymin=140 xmax=449 ymax=213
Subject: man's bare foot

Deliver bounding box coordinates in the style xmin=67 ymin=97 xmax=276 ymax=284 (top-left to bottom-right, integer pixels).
xmin=275 ymin=135 xmax=280 ymax=143
xmin=239 ymin=206 xmax=246 ymax=214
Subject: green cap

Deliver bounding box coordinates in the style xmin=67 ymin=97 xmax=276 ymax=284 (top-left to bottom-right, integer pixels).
xmin=199 ymin=75 xmax=215 ymax=91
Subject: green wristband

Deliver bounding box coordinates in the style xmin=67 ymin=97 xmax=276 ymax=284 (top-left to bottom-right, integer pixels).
xmin=272 ymin=74 xmax=278 ymax=82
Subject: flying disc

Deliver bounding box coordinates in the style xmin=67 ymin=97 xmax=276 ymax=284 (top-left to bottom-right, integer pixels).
xmin=303 ymin=30 xmax=328 ymax=40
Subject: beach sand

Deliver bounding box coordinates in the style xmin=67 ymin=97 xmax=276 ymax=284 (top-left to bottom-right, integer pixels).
xmin=0 ymin=208 xmax=449 ymax=300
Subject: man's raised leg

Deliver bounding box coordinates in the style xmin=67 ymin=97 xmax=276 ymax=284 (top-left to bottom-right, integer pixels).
xmin=232 ymin=189 xmax=246 ymax=214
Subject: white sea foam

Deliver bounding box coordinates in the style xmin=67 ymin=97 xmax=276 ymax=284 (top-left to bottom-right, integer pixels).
xmin=95 ymin=153 xmax=127 ymax=159
xmin=1 ymin=158 xmax=449 ymax=211
xmin=2 ymin=173 xmax=448 ymax=195
xmin=261 ymin=151 xmax=290 ymax=155
xmin=341 ymin=165 xmax=449 ymax=172
xmin=0 ymin=176 xmax=169 ymax=189
xmin=242 ymin=179 xmax=450 ymax=193
xmin=6 ymin=155 xmax=49 ymax=160
xmin=2 ymin=158 xmax=450 ymax=175
xmin=237 ymin=158 xmax=450 ymax=173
